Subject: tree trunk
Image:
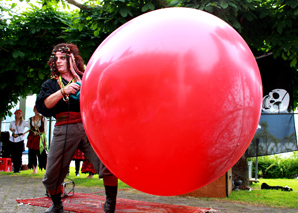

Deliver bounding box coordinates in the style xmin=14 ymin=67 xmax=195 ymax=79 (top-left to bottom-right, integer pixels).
xmin=232 ymin=154 xmax=249 ymax=187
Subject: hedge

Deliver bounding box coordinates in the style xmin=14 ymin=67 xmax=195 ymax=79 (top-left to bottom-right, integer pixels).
xmin=248 ymin=151 xmax=298 ymax=179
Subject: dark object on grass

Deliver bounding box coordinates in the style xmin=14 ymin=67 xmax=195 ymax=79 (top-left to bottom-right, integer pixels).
xmin=233 ymin=180 xmax=242 ymax=191
xmin=261 ymin=183 xmax=293 ymax=191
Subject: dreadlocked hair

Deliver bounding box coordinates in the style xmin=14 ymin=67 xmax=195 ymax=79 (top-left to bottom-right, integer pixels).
xmin=48 ymin=43 xmax=85 ymax=79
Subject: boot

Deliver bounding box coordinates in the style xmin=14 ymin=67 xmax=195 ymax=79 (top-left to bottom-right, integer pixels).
xmin=44 ymin=192 xmax=63 ymax=213
xmin=103 ymin=185 xmax=118 ymax=213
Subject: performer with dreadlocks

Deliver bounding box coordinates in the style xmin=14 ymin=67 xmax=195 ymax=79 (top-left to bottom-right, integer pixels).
xmin=36 ymin=43 xmax=118 ymax=213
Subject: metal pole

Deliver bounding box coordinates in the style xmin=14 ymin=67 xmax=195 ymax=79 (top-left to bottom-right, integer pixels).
xmin=48 ymin=117 xmax=52 ymax=148
xmin=255 ymin=138 xmax=259 ymax=180
xmin=19 ymin=97 xmax=26 ymax=119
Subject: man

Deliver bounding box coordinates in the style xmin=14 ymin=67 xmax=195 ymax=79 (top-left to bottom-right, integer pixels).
xmin=36 ymin=43 xmax=118 ymax=213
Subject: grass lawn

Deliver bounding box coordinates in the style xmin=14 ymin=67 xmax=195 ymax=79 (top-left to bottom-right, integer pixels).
xmin=207 ymin=179 xmax=298 ymax=209
xmin=1 ymin=168 xmax=297 ymax=209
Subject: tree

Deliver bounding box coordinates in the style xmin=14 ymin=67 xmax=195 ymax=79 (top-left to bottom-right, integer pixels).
xmin=0 ymin=5 xmax=72 ymax=118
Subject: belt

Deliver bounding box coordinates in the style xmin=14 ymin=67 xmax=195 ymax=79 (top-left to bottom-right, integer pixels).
xmin=13 ymin=133 xmax=23 ymax=138
xmin=55 ymin=112 xmax=82 ymax=126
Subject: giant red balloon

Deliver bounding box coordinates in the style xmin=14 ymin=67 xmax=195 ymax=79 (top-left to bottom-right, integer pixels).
xmin=81 ymin=8 xmax=262 ymax=196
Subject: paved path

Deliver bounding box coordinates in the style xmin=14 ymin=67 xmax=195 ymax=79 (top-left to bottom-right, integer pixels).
xmin=0 ymin=174 xmax=297 ymax=213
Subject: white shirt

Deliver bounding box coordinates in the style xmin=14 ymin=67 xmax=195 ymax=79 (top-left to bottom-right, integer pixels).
xmin=9 ymin=120 xmax=29 ymax=143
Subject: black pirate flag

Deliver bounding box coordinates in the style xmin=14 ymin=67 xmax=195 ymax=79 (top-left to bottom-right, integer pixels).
xmin=247 ymin=55 xmax=298 ymax=157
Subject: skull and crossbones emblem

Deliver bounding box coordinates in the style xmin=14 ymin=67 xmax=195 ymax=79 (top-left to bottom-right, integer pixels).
xmin=262 ymin=89 xmax=290 ymax=113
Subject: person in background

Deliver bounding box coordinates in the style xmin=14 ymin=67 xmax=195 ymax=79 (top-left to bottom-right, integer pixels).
xmin=9 ymin=109 xmax=29 ymax=173
xmin=36 ymin=43 xmax=118 ymax=213
xmin=72 ymin=149 xmax=84 ymax=176
xmin=24 ymin=106 xmax=48 ymax=174
xmin=81 ymin=155 xmax=97 ymax=178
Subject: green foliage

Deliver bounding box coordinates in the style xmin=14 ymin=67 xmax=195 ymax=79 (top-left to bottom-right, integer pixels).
xmin=62 ymin=26 xmax=103 ymax=62
xmin=0 ymin=6 xmax=71 ymax=118
xmin=249 ymin=152 xmax=298 ymax=179
xmin=182 ymin=0 xmax=257 ymax=31
xmin=71 ymin=0 xmax=165 ymax=38
xmin=182 ymin=0 xmax=298 ymax=68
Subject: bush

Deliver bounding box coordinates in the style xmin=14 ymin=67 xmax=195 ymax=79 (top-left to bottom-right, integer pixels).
xmin=248 ymin=151 xmax=298 ymax=179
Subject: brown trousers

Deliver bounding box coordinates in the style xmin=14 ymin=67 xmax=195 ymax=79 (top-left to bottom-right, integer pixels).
xmin=42 ymin=122 xmax=112 ymax=191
